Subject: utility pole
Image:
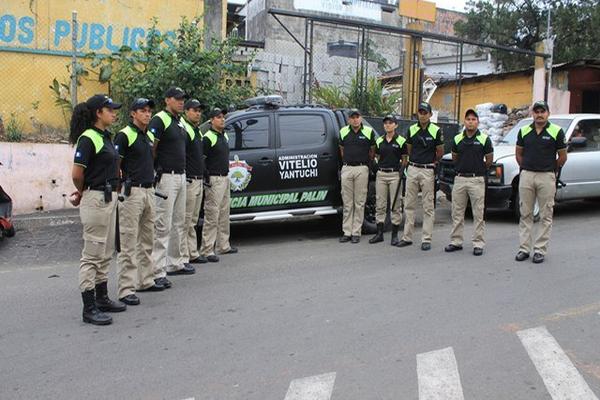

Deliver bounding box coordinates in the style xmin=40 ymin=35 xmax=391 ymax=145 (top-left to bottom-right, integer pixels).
xmin=544 ymin=7 xmax=554 ymax=102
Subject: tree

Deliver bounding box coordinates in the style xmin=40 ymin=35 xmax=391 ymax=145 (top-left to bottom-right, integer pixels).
xmin=454 ymin=0 xmax=600 ymax=71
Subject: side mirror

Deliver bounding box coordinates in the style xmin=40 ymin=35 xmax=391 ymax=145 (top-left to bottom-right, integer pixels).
xmin=568 ymin=136 xmax=587 ymax=151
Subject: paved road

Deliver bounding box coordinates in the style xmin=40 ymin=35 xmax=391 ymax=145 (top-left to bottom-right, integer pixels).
xmin=1 ymin=200 xmax=600 ymax=400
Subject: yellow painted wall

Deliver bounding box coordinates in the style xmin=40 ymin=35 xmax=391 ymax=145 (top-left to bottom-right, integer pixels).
xmin=430 ymin=73 xmax=533 ymax=119
xmin=1 ymin=0 xmax=204 ymax=138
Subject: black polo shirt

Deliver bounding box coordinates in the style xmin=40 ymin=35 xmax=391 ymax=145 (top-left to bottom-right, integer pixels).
xmin=376 ymin=135 xmax=407 ymax=169
xmin=203 ymin=129 xmax=230 ymax=176
xmin=148 ymin=110 xmax=186 ymax=173
xmin=451 ymin=130 xmax=493 ymax=175
xmin=73 ymin=127 xmax=119 ymax=188
xmin=339 ymin=124 xmax=376 ymax=165
xmin=114 ymin=123 xmax=155 ymax=185
xmin=516 ymin=122 xmax=566 ymax=172
xmin=406 ymin=122 xmax=443 ymax=164
xmin=182 ymin=118 xmax=205 ymax=178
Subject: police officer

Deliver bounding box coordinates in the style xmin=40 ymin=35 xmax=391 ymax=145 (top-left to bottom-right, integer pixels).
xmin=369 ymin=115 xmax=407 ymax=245
xmin=200 ymin=108 xmax=237 ymax=262
xmin=69 ymin=94 xmax=126 ymax=325
xmin=181 ymin=99 xmax=207 ymax=264
xmin=339 ymin=109 xmax=376 ymax=244
xmin=445 ymin=109 xmax=493 ymax=256
xmin=515 ymin=100 xmax=567 ymax=264
xmin=149 ymin=86 xmax=195 ymax=288
xmin=114 ymin=98 xmax=166 ymax=307
xmin=397 ymin=102 xmax=444 ymax=251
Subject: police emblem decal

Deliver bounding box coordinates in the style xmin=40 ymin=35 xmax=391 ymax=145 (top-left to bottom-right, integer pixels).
xmin=229 ymin=154 xmax=253 ymax=192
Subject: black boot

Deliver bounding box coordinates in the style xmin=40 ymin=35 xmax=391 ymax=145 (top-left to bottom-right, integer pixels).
xmin=82 ymin=290 xmax=112 ymax=325
xmin=95 ymin=282 xmax=127 ymax=313
xmin=390 ymin=224 xmax=400 ymax=246
xmin=369 ymin=223 xmax=384 ymax=244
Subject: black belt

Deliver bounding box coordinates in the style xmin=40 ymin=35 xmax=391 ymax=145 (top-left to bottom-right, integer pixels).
xmin=378 ymin=167 xmax=400 ymax=172
xmin=86 ymin=186 xmax=117 ymax=192
xmin=409 ymin=162 xmax=435 ymax=169
xmin=344 ymin=162 xmax=368 ymax=166
xmin=164 ymin=170 xmax=184 ymax=174
xmin=131 ymin=182 xmax=154 ymax=188
xmin=209 ymin=173 xmax=228 ymax=177
xmin=456 ymin=173 xmax=484 ymax=177
xmin=187 ymin=175 xmax=203 ymax=180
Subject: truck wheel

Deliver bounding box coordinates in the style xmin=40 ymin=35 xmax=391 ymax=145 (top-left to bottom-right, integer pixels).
xmin=362 ymin=181 xmax=378 ymax=234
xmin=5 ymin=226 xmax=15 ymax=238
xmin=512 ymin=190 xmax=540 ymax=223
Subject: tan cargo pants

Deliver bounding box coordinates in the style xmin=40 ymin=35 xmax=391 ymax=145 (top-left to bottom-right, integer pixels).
xmin=402 ymin=166 xmax=435 ymax=243
xmin=153 ymin=172 xmax=187 ymax=278
xmin=341 ymin=165 xmax=369 ymax=237
xmin=375 ymin=171 xmax=403 ymax=225
xmin=183 ymin=179 xmax=203 ymax=260
xmin=200 ymin=176 xmax=231 ymax=256
xmin=117 ymin=187 xmax=156 ymax=298
xmin=519 ymin=170 xmax=556 ymax=255
xmin=450 ymin=176 xmax=486 ymax=248
xmin=79 ymin=190 xmax=117 ymax=292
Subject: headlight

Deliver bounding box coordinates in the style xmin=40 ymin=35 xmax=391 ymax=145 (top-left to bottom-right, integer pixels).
xmin=488 ymin=164 xmax=504 ymax=185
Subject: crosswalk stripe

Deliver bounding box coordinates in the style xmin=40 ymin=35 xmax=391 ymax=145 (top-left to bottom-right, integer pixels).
xmin=417 ymin=347 xmax=465 ymax=400
xmin=517 ymin=326 xmax=599 ymax=400
xmin=283 ymin=372 xmax=336 ymax=400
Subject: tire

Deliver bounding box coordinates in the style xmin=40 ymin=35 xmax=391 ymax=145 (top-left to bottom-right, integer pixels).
xmin=512 ymin=190 xmax=540 ymax=223
xmin=5 ymin=226 xmax=15 ymax=238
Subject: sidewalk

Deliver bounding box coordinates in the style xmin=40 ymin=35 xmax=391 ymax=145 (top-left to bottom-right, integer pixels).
xmin=13 ymin=208 xmax=80 ymax=231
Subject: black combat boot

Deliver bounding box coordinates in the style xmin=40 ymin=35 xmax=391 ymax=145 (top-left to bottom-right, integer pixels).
xmin=95 ymin=281 xmax=127 ymax=313
xmin=82 ymin=290 xmax=112 ymax=325
xmin=390 ymin=224 xmax=400 ymax=246
xmin=369 ymin=223 xmax=384 ymax=244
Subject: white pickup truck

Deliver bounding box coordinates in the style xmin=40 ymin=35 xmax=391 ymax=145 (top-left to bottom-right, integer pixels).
xmin=438 ymin=114 xmax=600 ymax=219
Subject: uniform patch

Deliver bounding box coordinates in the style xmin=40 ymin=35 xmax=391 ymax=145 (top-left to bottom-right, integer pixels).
xmin=75 ymin=151 xmax=82 ymax=158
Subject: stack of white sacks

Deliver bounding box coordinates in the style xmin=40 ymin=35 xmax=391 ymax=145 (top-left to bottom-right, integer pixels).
xmin=474 ymin=103 xmax=508 ymax=142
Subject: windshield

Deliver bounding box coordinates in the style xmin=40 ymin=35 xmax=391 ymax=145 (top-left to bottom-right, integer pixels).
xmin=498 ymin=118 xmax=574 ymax=145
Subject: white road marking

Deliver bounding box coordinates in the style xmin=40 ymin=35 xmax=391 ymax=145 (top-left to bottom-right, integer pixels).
xmin=517 ymin=326 xmax=599 ymax=400
xmin=417 ymin=347 xmax=465 ymax=400
xmin=284 ymin=372 xmax=336 ymax=400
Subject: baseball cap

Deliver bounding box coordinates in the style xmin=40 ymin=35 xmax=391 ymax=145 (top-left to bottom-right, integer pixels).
xmin=129 ymin=98 xmax=155 ymax=111
xmin=532 ymin=100 xmax=549 ymax=112
xmin=85 ymin=94 xmax=122 ymax=111
xmin=418 ymin=102 xmax=432 ymax=113
xmin=464 ymin=108 xmax=479 ymax=119
xmin=348 ymin=108 xmax=361 ymax=117
xmin=208 ymin=108 xmax=224 ymax=119
xmin=184 ymin=99 xmax=204 ymax=110
xmin=164 ymin=86 xmax=186 ymax=99
xmin=382 ymin=114 xmax=397 ymax=123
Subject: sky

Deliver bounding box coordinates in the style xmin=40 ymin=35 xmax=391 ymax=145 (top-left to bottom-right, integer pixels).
xmin=432 ymin=0 xmax=467 ymax=12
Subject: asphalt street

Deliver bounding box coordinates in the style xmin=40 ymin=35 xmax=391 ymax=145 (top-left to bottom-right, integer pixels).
xmin=1 ymin=200 xmax=600 ymax=400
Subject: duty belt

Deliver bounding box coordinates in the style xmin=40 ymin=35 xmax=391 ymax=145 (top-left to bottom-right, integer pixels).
xmin=187 ymin=175 xmax=203 ymax=180
xmin=456 ymin=172 xmax=484 ymax=177
xmin=378 ymin=167 xmax=400 ymax=172
xmin=130 ymin=182 xmax=154 ymax=188
xmin=209 ymin=173 xmax=229 ymax=177
xmin=344 ymin=162 xmax=368 ymax=166
xmin=409 ymin=161 xmax=435 ymax=169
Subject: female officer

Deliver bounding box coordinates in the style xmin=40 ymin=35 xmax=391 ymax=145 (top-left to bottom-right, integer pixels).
xmin=69 ymin=94 xmax=127 ymax=325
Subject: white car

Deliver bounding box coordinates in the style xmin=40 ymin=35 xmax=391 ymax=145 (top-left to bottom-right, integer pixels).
xmin=438 ymin=114 xmax=600 ymax=219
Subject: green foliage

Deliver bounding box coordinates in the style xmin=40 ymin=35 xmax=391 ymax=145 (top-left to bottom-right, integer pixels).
xmin=49 ymin=78 xmax=73 ymax=128
xmin=5 ymin=113 xmax=23 ymax=142
xmin=455 ymin=0 xmax=600 ymax=71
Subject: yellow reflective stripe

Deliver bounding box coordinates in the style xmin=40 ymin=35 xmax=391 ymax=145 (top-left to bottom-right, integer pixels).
xmin=395 ymin=135 xmax=406 ymax=147
xmin=155 ymin=111 xmax=172 ymax=130
xmin=362 ymin=126 xmax=373 ymax=140
xmin=546 ymin=123 xmax=561 ymax=140
xmin=409 ymin=124 xmax=420 ymax=137
xmin=375 ymin=136 xmax=384 ymax=148
xmin=146 ymin=131 xmax=155 ymax=143
xmin=476 ymin=133 xmax=488 ymax=146
xmin=119 ymin=126 xmax=138 ymax=147
xmin=454 ymin=133 xmax=464 ymax=145
xmin=339 ymin=126 xmax=351 ymax=141
xmin=427 ymin=123 xmax=440 ymax=139
xmin=78 ymin=129 xmax=104 ymax=154
xmin=204 ymin=130 xmax=218 ymax=147
xmin=520 ymin=125 xmax=533 ymax=138
xmin=181 ymin=118 xmax=196 ymax=141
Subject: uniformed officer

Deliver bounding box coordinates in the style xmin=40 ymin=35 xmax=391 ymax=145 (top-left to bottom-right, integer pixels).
xmin=515 ymin=100 xmax=567 ymax=263
xmin=397 ymin=101 xmax=444 ymax=251
xmin=149 ymin=86 xmax=195 ymax=288
xmin=369 ymin=115 xmax=407 ymax=245
xmin=200 ymin=108 xmax=237 ymax=262
xmin=69 ymin=94 xmax=126 ymax=325
xmin=181 ymin=99 xmax=207 ymax=264
xmin=444 ymin=109 xmax=493 ymax=256
xmin=114 ymin=98 xmax=166 ymax=307
xmin=338 ymin=109 xmax=376 ymax=244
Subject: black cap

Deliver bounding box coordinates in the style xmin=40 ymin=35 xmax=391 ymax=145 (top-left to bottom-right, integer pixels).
xmin=348 ymin=108 xmax=361 ymax=117
xmin=207 ymin=108 xmax=224 ymax=119
xmin=418 ymin=102 xmax=432 ymax=113
xmin=164 ymin=86 xmax=186 ymax=99
xmin=130 ymin=98 xmax=155 ymax=111
xmin=464 ymin=108 xmax=479 ymax=119
xmin=532 ymin=100 xmax=549 ymax=112
xmin=382 ymin=114 xmax=397 ymax=123
xmin=184 ymin=98 xmax=204 ymax=110
xmin=85 ymin=94 xmax=121 ymax=111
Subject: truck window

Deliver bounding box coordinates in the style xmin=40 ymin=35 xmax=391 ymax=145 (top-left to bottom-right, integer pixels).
xmin=570 ymin=119 xmax=600 ymax=151
xmin=279 ymin=114 xmax=327 ymax=147
xmin=226 ymin=116 xmax=269 ymax=150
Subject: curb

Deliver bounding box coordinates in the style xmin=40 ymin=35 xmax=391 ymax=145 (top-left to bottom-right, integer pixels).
xmin=13 ymin=211 xmax=80 ymax=231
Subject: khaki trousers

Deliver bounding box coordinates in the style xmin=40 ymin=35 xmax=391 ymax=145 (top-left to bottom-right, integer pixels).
xmin=117 ymin=187 xmax=156 ymax=298
xmin=153 ymin=173 xmax=187 ymax=278
xmin=79 ymin=190 xmax=117 ymax=292
xmin=402 ymin=166 xmax=435 ymax=243
xmin=200 ymin=176 xmax=231 ymax=256
xmin=183 ymin=179 xmax=203 ymax=260
xmin=375 ymin=171 xmax=403 ymax=225
xmin=450 ymin=176 xmax=486 ymax=248
xmin=519 ymin=170 xmax=556 ymax=255
xmin=341 ymin=165 xmax=369 ymax=236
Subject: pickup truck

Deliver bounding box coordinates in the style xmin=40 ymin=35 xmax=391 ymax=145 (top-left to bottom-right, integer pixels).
xmin=438 ymin=113 xmax=600 ymax=219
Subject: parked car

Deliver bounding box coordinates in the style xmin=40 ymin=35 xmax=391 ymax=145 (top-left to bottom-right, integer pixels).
xmin=438 ymin=114 xmax=600 ymax=220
